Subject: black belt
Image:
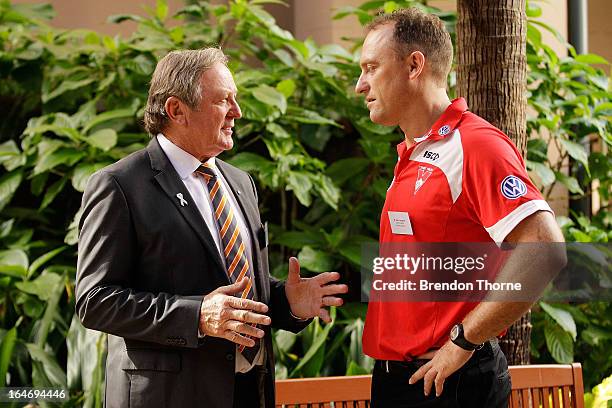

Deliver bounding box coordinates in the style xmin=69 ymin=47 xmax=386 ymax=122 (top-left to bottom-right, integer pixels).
xmin=377 ymin=339 xmax=498 ymax=374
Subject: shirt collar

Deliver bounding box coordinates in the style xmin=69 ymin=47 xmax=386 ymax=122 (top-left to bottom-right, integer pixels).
xmin=396 ymin=97 xmax=468 ymax=156
xmin=156 ymin=133 xmax=215 ymax=179
xmin=417 ymin=97 xmax=469 ymax=142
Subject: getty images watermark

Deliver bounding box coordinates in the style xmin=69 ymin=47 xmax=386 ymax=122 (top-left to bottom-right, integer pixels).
xmin=360 ymin=243 xmax=611 ymax=303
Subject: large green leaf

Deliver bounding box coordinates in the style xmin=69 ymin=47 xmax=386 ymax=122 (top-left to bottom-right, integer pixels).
xmin=26 ymin=343 xmax=68 ymax=388
xmin=276 ymin=79 xmax=296 ymax=98
xmin=526 ymin=160 xmax=555 ymax=187
xmin=228 ymin=152 xmax=273 ymax=173
xmin=83 ymin=109 xmax=135 ymax=134
xmin=554 ymin=171 xmax=584 ymax=195
xmin=67 ymin=315 xmax=106 ymax=407
xmin=274 ymin=330 xmax=297 ymax=354
xmin=27 ymin=246 xmax=68 ymax=279
xmin=285 ymin=107 xmax=341 ymax=127
xmin=575 ymin=54 xmax=609 ymax=65
xmin=72 ymin=163 xmax=108 ymax=192
xmin=287 ymin=171 xmax=313 ymax=207
xmin=251 ymin=84 xmax=287 ymax=114
xmin=15 ymin=270 xmax=63 ymax=301
xmin=266 ymin=123 xmax=291 ymax=139
xmin=33 ymin=148 xmax=86 ymax=175
xmin=298 ymin=246 xmax=335 ymax=272
xmin=42 ymin=78 xmax=95 ymax=103
xmin=40 ymin=176 xmax=67 ymax=209
xmin=315 ymin=175 xmax=340 ymax=210
xmin=0 ymin=249 xmax=29 ymax=278
xmin=540 ymin=302 xmax=577 ymax=340
xmin=0 ymin=327 xmax=17 ymax=386
xmin=0 ymin=140 xmax=26 ymax=171
xmin=559 ymin=138 xmax=589 ymax=169
xmin=0 ymin=170 xmax=23 ymax=211
xmin=544 ymin=320 xmax=574 ymax=364
xmin=86 ymin=129 xmax=118 ymax=151
xmin=290 ymin=309 xmax=335 ymax=377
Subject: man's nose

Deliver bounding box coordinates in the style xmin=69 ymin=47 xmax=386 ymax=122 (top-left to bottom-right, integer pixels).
xmin=230 ymin=99 xmax=242 ymax=119
xmin=355 ymin=74 xmax=368 ymax=95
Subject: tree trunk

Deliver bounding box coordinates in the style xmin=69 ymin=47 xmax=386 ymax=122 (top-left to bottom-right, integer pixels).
xmin=456 ymin=0 xmax=531 ymax=365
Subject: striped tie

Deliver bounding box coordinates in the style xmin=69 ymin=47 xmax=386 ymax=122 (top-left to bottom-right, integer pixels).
xmin=196 ymin=163 xmax=259 ymax=363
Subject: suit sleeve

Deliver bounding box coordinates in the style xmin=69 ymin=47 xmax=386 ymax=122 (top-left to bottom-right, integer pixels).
xmin=246 ymin=174 xmax=311 ymax=333
xmin=75 ymin=170 xmax=202 ymax=348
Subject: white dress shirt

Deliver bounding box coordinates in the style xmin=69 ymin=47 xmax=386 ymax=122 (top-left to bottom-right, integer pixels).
xmin=157 ymin=134 xmax=264 ymax=372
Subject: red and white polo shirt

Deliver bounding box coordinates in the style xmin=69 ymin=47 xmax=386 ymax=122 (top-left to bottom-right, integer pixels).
xmin=362 ymin=97 xmax=553 ymax=360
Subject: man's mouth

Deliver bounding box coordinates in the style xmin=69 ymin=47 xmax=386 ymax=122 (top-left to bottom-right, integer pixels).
xmin=366 ymin=98 xmax=376 ymax=106
xmin=221 ymin=125 xmax=233 ymax=134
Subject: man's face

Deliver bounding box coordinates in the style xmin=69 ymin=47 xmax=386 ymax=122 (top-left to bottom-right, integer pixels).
xmin=355 ymin=24 xmax=411 ymax=126
xmin=185 ymin=62 xmax=242 ymax=159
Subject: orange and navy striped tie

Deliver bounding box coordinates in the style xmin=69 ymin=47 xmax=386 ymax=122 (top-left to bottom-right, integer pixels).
xmin=196 ymin=162 xmax=259 ymax=363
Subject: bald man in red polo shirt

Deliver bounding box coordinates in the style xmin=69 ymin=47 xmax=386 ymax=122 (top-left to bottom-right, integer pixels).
xmin=355 ymin=8 xmax=566 ymax=408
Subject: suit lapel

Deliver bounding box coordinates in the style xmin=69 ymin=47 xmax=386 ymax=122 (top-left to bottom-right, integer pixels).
xmin=147 ymin=138 xmax=228 ymax=280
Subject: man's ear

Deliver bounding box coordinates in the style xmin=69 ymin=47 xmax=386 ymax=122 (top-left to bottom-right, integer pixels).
xmin=164 ymin=96 xmax=188 ymax=126
xmin=405 ymin=51 xmax=426 ymax=80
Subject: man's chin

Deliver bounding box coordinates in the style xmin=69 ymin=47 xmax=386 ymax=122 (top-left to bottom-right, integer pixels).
xmin=369 ymin=112 xmax=390 ymax=126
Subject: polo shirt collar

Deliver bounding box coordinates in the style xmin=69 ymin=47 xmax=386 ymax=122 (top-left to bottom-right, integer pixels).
xmin=156 ymin=133 xmax=215 ymax=180
xmin=397 ymin=97 xmax=468 ymax=156
xmin=417 ymin=97 xmax=469 ymax=142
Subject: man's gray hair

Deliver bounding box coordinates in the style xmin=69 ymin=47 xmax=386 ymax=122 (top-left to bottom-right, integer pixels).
xmin=143 ymin=47 xmax=228 ymax=135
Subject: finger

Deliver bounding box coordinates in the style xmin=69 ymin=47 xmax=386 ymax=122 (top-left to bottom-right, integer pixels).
xmin=228 ymin=309 xmax=272 ymax=325
xmin=322 ymin=296 xmax=344 ymax=307
xmin=318 ymin=308 xmax=331 ymax=323
xmin=409 ymin=361 xmax=431 ymax=384
xmin=423 ymin=369 xmax=437 ymax=396
xmin=224 ymin=330 xmax=255 ymax=347
xmin=321 ymin=284 xmax=348 ymax=296
xmin=226 ymin=321 xmax=265 ymax=338
xmin=227 ymin=297 xmax=269 ymax=314
xmin=314 ymin=271 xmax=341 ymax=285
xmin=215 ymin=277 xmax=248 ymax=295
xmin=434 ymin=370 xmax=445 ymax=397
xmin=286 ymin=257 xmax=300 ymax=285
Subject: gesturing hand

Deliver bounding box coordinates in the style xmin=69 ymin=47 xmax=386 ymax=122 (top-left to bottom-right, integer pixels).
xmin=199 ymin=278 xmax=271 ymax=347
xmin=408 ymin=341 xmax=474 ymax=397
xmin=284 ymin=257 xmax=349 ymax=323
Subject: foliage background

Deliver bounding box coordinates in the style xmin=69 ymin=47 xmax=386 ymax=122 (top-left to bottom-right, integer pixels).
xmin=0 ymin=0 xmax=610 ymax=406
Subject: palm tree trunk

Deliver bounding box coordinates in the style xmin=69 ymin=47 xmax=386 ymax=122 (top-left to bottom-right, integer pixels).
xmin=456 ymin=0 xmax=531 ymax=365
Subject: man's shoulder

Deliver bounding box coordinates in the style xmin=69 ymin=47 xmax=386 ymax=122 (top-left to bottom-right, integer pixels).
xmin=458 ymin=112 xmax=508 ymax=140
xmin=456 ymin=112 xmax=518 ymax=154
xmin=96 ymin=145 xmax=152 ymax=180
xmin=216 ymin=157 xmax=252 ymax=182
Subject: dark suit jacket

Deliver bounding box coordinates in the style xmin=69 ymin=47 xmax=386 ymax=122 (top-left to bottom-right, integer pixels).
xmin=75 ymin=137 xmax=307 ymax=408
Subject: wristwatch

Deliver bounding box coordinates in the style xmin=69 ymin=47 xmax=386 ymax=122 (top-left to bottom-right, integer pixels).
xmin=450 ymin=323 xmax=482 ymax=351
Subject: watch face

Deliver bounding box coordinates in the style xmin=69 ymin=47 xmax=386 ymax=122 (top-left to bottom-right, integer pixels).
xmin=450 ymin=325 xmax=459 ymax=341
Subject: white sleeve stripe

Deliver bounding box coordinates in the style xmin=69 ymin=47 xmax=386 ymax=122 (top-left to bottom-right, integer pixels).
xmin=485 ymin=200 xmax=553 ymax=243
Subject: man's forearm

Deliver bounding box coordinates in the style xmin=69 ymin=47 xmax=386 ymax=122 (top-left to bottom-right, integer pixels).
xmin=462 ymin=301 xmax=531 ymax=344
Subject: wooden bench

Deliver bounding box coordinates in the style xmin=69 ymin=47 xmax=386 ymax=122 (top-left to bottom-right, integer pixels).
xmin=275 ymin=363 xmax=584 ymax=408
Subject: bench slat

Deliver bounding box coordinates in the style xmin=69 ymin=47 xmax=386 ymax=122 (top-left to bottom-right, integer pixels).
xmin=275 ymin=364 xmax=583 ymax=408
xmin=542 ymin=387 xmax=551 ymax=408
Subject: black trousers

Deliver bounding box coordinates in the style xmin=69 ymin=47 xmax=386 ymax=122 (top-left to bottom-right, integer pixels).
xmin=233 ymin=368 xmax=261 ymax=408
xmin=371 ymin=340 xmax=511 ymax=408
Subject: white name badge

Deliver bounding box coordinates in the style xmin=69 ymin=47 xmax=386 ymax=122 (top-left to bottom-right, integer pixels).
xmin=388 ymin=211 xmax=414 ymax=235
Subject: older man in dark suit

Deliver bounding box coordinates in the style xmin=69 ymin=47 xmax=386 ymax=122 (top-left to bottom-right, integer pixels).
xmin=75 ymin=48 xmax=347 ymax=408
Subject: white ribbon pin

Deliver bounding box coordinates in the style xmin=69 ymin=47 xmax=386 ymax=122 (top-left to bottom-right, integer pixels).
xmin=176 ymin=193 xmax=188 ymax=207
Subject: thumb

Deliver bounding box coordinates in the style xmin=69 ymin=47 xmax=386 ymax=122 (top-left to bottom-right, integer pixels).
xmin=286 ymin=257 xmax=301 ymax=285
xmin=216 ymin=276 xmax=248 ymax=295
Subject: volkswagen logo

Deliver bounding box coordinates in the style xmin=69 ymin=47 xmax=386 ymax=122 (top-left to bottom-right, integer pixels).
xmin=500 ymin=175 xmax=527 ymax=199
